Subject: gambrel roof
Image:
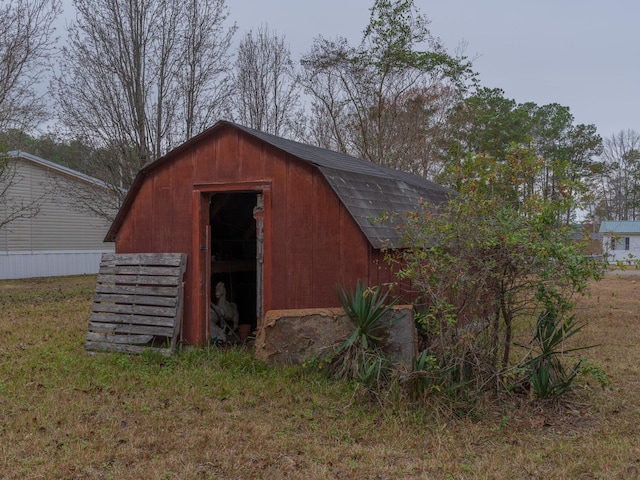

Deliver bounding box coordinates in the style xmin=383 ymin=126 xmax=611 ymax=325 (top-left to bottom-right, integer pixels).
xmin=107 ymin=121 xmax=453 ymax=248
xmin=231 ymin=123 xmax=452 ymax=248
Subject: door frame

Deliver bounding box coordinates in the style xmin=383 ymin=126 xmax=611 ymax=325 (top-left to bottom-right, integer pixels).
xmin=192 ymin=181 xmax=271 ymax=345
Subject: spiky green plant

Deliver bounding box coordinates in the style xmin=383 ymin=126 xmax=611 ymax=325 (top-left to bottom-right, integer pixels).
xmin=337 ymin=281 xmax=399 ymax=350
xmin=523 ymin=309 xmax=592 ymax=399
xmin=332 ymin=281 xmax=399 ymax=385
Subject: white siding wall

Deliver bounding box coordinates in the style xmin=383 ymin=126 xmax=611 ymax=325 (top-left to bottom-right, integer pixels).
xmin=0 ymin=249 xmax=114 ymax=279
xmin=601 ymin=233 xmax=640 ymax=263
xmin=0 ymin=158 xmax=115 ymax=279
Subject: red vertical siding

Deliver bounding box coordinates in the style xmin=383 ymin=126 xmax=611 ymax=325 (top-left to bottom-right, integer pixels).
xmin=284 ymin=157 xmax=315 ymax=308
xmin=114 ymin=124 xmax=380 ymax=345
xmin=213 ymin=130 xmax=240 ymax=182
xmin=152 ymin=165 xmax=175 ymax=250
xmin=193 ymin=134 xmax=219 ymax=183
xmin=130 ymin=180 xmax=154 ymax=251
xmin=368 ymin=249 xmax=419 ymax=304
xmin=189 ymin=190 xmax=209 ymax=345
xmin=267 ymin=146 xmax=288 ymax=310
xmin=339 ymin=201 xmax=371 ymax=287
xmin=311 ymin=170 xmax=342 ymax=305
xmin=261 ymin=188 xmax=273 ymax=316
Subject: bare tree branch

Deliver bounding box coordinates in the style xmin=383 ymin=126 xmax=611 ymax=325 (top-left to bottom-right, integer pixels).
xmin=0 ymin=153 xmax=41 ymax=230
xmin=595 ymin=129 xmax=640 ymax=221
xmin=0 ymin=0 xmax=61 ymax=133
xmin=0 ymin=0 xmax=60 ymax=230
xmin=51 ymin=0 xmax=235 ymax=219
xmin=232 ymin=25 xmax=301 ymax=138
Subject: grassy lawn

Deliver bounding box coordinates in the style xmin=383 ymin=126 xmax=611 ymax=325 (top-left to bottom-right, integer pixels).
xmin=1 ymin=274 xmax=639 ymax=479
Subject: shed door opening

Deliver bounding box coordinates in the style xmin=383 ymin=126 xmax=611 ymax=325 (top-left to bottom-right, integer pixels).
xmin=209 ymin=192 xmax=259 ymax=337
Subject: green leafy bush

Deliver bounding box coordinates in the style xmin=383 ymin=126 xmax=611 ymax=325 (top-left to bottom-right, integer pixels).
xmin=386 ymin=147 xmax=606 ymax=401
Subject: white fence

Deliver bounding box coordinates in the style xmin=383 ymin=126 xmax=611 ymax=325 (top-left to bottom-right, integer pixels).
xmin=0 ymin=249 xmax=115 ymax=280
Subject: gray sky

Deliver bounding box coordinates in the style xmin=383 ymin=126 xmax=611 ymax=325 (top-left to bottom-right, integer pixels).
xmin=228 ymin=0 xmax=639 ymax=141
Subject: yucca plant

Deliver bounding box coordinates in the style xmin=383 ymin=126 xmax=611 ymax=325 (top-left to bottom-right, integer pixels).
xmin=332 ymin=281 xmax=399 ymax=385
xmin=523 ymin=309 xmax=592 ymax=399
xmin=337 ymin=281 xmax=399 ymax=349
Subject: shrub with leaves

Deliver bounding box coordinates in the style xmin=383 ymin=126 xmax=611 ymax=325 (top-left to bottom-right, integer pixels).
xmin=386 ymin=146 xmax=606 ymax=399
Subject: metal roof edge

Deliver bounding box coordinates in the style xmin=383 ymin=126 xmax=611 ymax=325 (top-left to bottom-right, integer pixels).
xmin=7 ymin=150 xmax=112 ymax=190
xmin=599 ymin=220 xmax=640 ymax=234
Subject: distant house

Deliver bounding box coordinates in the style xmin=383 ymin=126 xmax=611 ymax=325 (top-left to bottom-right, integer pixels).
xmin=571 ymin=223 xmax=603 ymax=256
xmin=0 ymin=151 xmax=115 ymax=279
xmin=599 ymin=220 xmax=640 ymax=263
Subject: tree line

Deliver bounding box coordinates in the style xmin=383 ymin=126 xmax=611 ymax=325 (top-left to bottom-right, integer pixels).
xmin=0 ymin=0 xmax=636 ymax=224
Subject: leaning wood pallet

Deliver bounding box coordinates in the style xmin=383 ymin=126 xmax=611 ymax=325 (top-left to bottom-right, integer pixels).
xmin=85 ymin=253 xmax=187 ymax=356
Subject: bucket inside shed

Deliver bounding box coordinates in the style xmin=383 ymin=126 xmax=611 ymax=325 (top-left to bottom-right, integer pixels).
xmin=209 ymin=192 xmax=258 ymax=339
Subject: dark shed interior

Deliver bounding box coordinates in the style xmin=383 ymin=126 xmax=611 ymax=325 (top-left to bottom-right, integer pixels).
xmin=209 ymin=192 xmax=258 ymax=331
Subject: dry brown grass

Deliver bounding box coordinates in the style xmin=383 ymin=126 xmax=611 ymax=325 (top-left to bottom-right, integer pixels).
xmin=1 ymin=273 xmax=640 ymax=479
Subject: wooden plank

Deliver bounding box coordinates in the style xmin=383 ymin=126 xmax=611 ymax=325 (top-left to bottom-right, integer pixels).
xmin=152 ymin=164 xmax=176 ymax=252
xmin=95 ymin=283 xmax=178 ymax=297
xmin=96 ymin=273 xmax=181 ymax=287
xmin=86 ymin=332 xmax=154 ymax=344
xmin=370 ymin=249 xmax=391 ymax=287
xmin=93 ymin=293 xmax=177 ymax=307
xmin=91 ymin=303 xmax=176 ymax=317
xmin=238 ymin=128 xmax=267 ymax=179
xmin=98 ymin=265 xmax=184 ymax=276
xmin=190 ymin=190 xmax=208 ymax=345
xmin=100 ymin=252 xmax=184 ymax=267
xmin=89 ymin=322 xmax=175 ymax=337
xmin=84 ymin=341 xmax=172 ymax=356
xmin=89 ymin=312 xmax=176 ymax=327
xmin=172 ymin=256 xmax=186 ymax=350
xmin=269 ymin=149 xmax=288 ymax=310
xmin=213 ymin=128 xmax=240 ymax=182
xmin=312 ymin=170 xmax=342 ymax=306
xmin=339 ymin=200 xmax=370 ymax=283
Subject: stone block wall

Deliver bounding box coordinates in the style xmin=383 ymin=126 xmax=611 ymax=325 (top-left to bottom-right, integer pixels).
xmin=254 ymin=306 xmax=416 ymax=366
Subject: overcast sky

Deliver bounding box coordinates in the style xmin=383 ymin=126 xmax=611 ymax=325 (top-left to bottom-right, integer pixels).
xmin=227 ymin=0 xmax=639 ymax=141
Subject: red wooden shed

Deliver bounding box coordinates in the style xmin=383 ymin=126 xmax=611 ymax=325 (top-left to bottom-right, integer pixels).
xmin=105 ymin=121 xmax=451 ymax=346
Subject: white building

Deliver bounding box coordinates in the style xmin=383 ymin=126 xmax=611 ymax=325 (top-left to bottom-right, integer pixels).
xmin=599 ymin=220 xmax=640 ymax=264
xmin=0 ymin=151 xmax=115 ymax=279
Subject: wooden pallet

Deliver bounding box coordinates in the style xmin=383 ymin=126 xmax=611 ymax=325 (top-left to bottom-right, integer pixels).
xmin=85 ymin=253 xmax=187 ymax=356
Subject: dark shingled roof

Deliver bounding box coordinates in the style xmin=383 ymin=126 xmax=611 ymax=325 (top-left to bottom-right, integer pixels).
xmin=106 ymin=121 xmax=453 ymax=247
xmin=231 ymin=122 xmax=452 ymax=248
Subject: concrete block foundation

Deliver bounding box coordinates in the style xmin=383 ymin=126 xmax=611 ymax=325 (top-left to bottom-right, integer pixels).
xmin=254 ymin=306 xmax=416 ymax=366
